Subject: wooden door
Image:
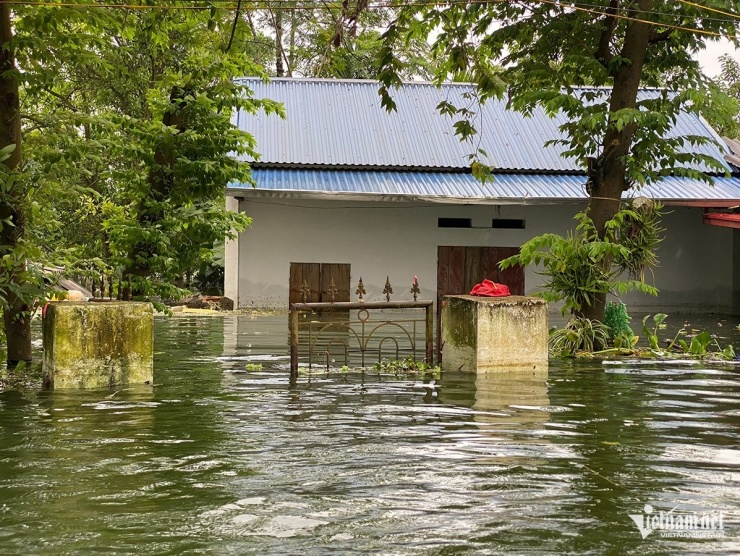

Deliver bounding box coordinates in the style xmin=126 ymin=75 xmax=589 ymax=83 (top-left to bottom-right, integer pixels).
xmin=289 ymin=262 xmax=351 ymax=306
xmin=320 ymin=263 xmax=351 ymax=302
xmin=289 ymin=263 xmax=321 ymax=305
xmin=436 ymin=246 xmax=524 ymax=356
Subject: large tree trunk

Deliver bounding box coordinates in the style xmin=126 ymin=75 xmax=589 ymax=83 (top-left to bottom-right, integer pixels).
xmin=582 ymin=0 xmax=652 ymax=322
xmin=0 ymin=4 xmax=31 ymax=368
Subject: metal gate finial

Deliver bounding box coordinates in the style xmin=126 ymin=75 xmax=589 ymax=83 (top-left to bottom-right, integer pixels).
xmin=355 ymin=277 xmax=366 ymax=302
xmin=383 ymin=276 xmax=393 ymax=302
xmin=411 ymin=275 xmax=420 ymax=302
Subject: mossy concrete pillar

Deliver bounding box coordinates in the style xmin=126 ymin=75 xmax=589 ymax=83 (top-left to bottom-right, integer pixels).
xmin=43 ymin=302 xmax=154 ymax=389
xmin=441 ymin=295 xmax=548 ymax=372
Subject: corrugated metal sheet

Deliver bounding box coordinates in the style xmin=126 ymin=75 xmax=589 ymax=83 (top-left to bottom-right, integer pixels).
xmin=226 ymin=169 xmax=740 ymax=203
xmin=235 ymin=78 xmax=732 ymax=174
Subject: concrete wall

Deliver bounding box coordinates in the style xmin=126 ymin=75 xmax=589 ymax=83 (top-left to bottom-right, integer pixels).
xmin=224 ymin=196 xmax=240 ymax=304
xmin=235 ymin=195 xmax=736 ymax=314
xmin=627 ymin=206 xmax=734 ymax=313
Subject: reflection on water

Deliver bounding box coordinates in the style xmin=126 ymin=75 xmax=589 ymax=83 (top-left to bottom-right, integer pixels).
xmin=0 ymin=315 xmax=738 ymax=554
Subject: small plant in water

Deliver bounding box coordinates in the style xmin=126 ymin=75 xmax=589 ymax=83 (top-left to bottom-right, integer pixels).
xmin=374 ymin=357 xmax=441 ymax=379
xmin=549 ymin=317 xmax=610 ymax=356
xmin=244 ymin=363 xmax=263 ymax=371
xmin=549 ymin=312 xmax=736 ymax=360
xmin=642 ymin=313 xmax=669 ymax=351
xmin=641 ymin=314 xmax=736 ymax=360
xmin=604 ymin=301 xmax=636 ymax=348
xmin=678 ymin=331 xmax=713 ymax=356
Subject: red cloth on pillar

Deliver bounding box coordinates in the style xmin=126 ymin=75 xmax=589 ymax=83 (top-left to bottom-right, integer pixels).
xmin=470 ymin=279 xmax=510 ymax=297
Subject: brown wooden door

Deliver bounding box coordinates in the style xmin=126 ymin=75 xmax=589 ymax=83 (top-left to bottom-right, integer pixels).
xmin=289 ymin=263 xmax=321 ymax=305
xmin=320 ymin=263 xmax=351 ymax=302
xmin=436 ymin=246 xmax=524 ymax=356
xmin=289 ymin=262 xmax=351 ymax=306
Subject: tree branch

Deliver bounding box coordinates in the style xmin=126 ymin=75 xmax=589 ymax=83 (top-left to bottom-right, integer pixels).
xmin=595 ymin=0 xmax=619 ymax=68
xmin=20 ymin=112 xmax=48 ymax=132
xmin=649 ymin=27 xmax=673 ymax=44
xmin=267 ymin=7 xmax=291 ymax=76
xmin=42 ymin=87 xmax=78 ymax=113
xmin=225 ymin=0 xmax=242 ymax=54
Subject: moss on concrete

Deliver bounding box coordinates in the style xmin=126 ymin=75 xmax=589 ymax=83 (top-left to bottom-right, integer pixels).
xmin=441 ymin=295 xmax=548 ymax=373
xmin=43 ymin=302 xmax=153 ymax=389
xmin=444 ymin=297 xmax=478 ymax=350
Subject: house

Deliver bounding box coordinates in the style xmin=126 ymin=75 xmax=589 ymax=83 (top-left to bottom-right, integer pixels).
xmin=224 ymin=78 xmax=740 ymax=314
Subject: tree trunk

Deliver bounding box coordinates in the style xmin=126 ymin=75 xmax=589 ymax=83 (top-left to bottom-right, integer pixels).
xmin=125 ymin=86 xmax=188 ymax=295
xmin=275 ymin=9 xmax=284 ymax=77
xmin=582 ymin=0 xmax=653 ymax=323
xmin=0 ymin=4 xmax=31 ymax=368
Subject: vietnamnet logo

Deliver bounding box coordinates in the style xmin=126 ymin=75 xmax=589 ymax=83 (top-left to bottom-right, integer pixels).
xmin=629 ymin=504 xmax=726 ymax=539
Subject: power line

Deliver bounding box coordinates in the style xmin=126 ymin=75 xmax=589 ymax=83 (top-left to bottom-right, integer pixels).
xmin=566 ymin=0 xmax=737 ymax=26
xmin=528 ymin=0 xmax=723 ymax=37
xmin=676 ymin=0 xmax=740 ymax=22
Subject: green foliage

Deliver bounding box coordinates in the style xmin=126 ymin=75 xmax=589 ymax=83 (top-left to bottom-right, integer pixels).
xmin=247 ymin=3 xmax=433 ymax=80
xmin=708 ymin=55 xmax=740 ymax=139
xmin=500 ymin=207 xmax=659 ymax=316
xmin=380 ymin=2 xmax=736 ymax=184
xmin=614 ymin=199 xmax=665 ymax=280
xmin=641 ymin=313 xmax=668 ymax=351
xmin=379 ymin=2 xmax=737 ymax=324
xmin=549 ymin=317 xmax=610 ymax=357
xmin=640 ymin=313 xmax=736 ymax=360
xmin=603 ymin=301 xmax=635 ymax=348
xmin=549 ymin=312 xmax=735 ymax=360
xmin=374 ymin=357 xmax=441 ymax=378
xmin=9 ymin=1 xmax=286 ymax=302
xmin=678 ymin=331 xmax=713 ymax=357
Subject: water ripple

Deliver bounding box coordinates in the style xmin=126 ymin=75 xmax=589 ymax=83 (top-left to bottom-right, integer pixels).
xmin=0 ymin=316 xmax=738 ymax=555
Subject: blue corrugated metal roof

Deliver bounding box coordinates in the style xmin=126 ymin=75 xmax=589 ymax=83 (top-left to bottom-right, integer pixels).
xmin=235 ymin=78 xmax=732 ymax=174
xmin=226 ymin=169 xmax=740 ymax=203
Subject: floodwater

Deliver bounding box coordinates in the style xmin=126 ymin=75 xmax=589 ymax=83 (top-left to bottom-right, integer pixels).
xmin=0 ymin=314 xmax=738 ymax=554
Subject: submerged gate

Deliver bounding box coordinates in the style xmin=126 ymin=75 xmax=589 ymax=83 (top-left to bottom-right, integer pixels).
xmin=289 ymin=277 xmax=433 ymax=377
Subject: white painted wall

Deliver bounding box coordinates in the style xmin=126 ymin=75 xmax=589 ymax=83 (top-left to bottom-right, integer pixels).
xmin=223 ymin=196 xmax=240 ymax=304
xmin=236 ymin=196 xmax=735 ymax=313
xmin=625 ymin=206 xmax=734 ymax=312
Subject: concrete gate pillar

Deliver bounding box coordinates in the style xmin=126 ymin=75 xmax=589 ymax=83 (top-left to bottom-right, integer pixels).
xmin=441 ymin=295 xmax=548 ymax=373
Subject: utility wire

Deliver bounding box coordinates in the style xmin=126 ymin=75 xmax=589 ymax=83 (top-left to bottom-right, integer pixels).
xmin=529 ymin=0 xmax=723 ymax=37
xmin=564 ymin=0 xmax=738 ymax=25
xmin=676 ymin=0 xmax=740 ymax=21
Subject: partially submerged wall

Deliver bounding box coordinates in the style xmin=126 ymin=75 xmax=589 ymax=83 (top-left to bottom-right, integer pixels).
xmin=43 ymin=302 xmax=153 ymax=389
xmin=441 ymin=295 xmax=548 ymax=372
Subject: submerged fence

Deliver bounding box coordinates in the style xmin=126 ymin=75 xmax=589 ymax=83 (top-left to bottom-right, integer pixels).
xmin=289 ymin=300 xmax=434 ymax=377
xmin=65 ymin=272 xmax=134 ymax=301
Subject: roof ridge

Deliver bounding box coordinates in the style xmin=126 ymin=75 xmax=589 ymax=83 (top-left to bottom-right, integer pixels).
xmin=235 ymin=76 xmax=473 ymax=87
xmin=234 ymin=76 xmax=672 ymax=92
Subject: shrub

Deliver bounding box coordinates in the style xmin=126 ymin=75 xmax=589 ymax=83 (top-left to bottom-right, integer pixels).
xmin=549 ymin=317 xmax=610 ymax=356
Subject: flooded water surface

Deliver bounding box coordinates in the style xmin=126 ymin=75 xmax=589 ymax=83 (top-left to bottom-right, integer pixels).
xmin=0 ymin=315 xmax=738 ymax=554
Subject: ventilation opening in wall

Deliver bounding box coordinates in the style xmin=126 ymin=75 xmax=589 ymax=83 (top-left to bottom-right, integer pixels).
xmin=438 ymin=217 xmax=472 ymax=228
xmin=492 ymin=218 xmax=525 ymax=229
